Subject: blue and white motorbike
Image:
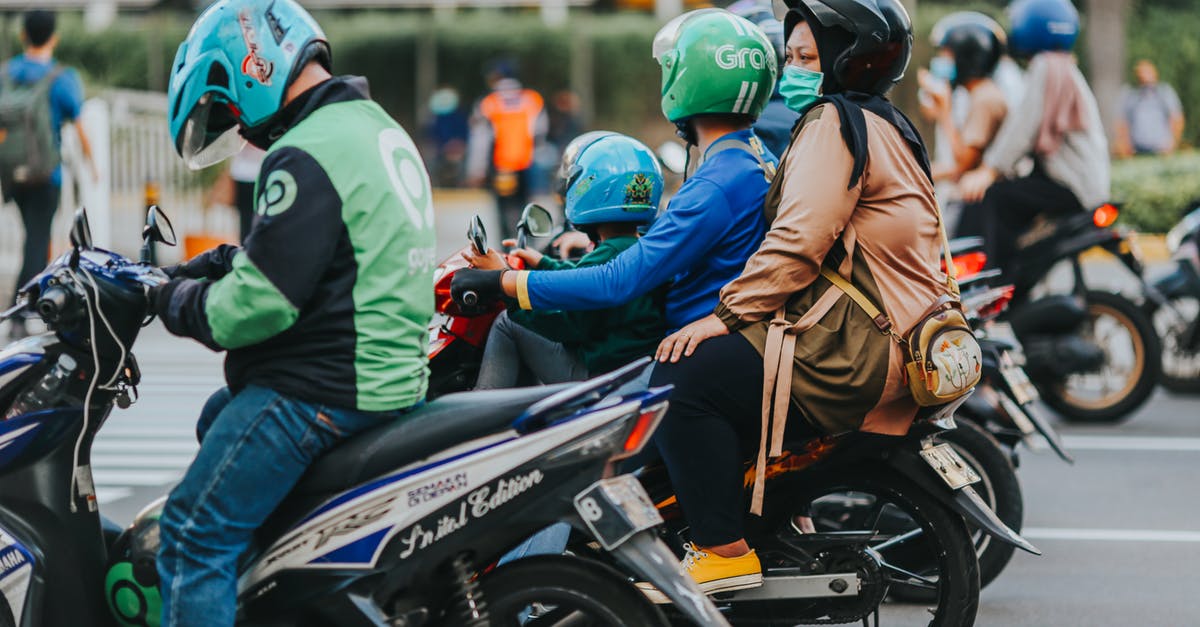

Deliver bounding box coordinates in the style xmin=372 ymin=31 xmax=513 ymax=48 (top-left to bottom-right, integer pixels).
xmin=0 ymin=207 xmax=729 ymax=627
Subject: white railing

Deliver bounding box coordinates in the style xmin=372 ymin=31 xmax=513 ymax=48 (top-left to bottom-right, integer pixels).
xmin=1 ymin=89 xmax=236 ymax=300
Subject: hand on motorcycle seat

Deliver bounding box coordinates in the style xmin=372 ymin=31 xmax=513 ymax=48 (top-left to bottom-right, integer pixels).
xmin=500 ymin=239 xmax=544 ymax=268
xmin=461 ymin=247 xmax=510 ymax=271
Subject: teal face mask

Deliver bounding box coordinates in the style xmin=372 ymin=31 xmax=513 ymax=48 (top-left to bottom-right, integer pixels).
xmin=779 ymin=65 xmax=824 ymax=113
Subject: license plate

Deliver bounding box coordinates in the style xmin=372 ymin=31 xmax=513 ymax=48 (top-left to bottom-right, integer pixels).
xmin=920 ymin=443 xmax=981 ymax=490
xmin=574 ymin=475 xmax=664 ymax=551
xmin=998 ymin=353 xmax=1039 ymax=405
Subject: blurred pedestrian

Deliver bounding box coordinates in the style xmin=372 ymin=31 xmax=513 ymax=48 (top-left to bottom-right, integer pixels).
xmin=1115 ymin=59 xmax=1185 ymax=157
xmin=424 ymin=86 xmax=469 ymax=187
xmin=2 ymin=9 xmax=96 ymax=341
xmin=466 ymin=61 xmax=547 ymax=238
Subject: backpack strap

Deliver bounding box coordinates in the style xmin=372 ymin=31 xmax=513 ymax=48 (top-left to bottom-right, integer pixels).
xmin=700 ymin=133 xmax=776 ymax=183
xmin=34 ymin=65 xmax=65 ymax=94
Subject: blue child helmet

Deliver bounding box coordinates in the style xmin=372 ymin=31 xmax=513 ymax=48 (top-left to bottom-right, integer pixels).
xmin=1007 ymin=0 xmax=1079 ymax=58
xmin=167 ymin=0 xmax=330 ymax=170
xmin=559 ymin=132 xmax=664 ymax=227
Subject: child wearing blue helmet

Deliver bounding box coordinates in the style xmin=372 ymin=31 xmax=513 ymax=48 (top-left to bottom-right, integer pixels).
xmin=468 ymin=132 xmax=668 ymax=387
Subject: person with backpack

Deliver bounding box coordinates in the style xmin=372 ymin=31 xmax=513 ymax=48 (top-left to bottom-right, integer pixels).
xmin=643 ymin=0 xmax=959 ymax=598
xmin=1115 ymin=59 xmax=1185 ymax=157
xmin=2 ymin=9 xmax=96 ymax=341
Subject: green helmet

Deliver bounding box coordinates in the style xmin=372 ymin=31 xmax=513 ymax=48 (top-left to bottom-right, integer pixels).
xmin=653 ymin=9 xmax=779 ymax=123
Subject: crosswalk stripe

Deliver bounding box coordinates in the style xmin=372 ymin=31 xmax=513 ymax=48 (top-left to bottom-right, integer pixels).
xmin=94 ymin=440 xmax=199 ymax=454
xmin=92 ymin=454 xmax=194 ymax=469
xmin=94 ymin=470 xmax=181 ymax=487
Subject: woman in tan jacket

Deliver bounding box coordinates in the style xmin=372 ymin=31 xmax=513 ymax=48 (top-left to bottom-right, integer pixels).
xmin=640 ymin=0 xmax=955 ymax=600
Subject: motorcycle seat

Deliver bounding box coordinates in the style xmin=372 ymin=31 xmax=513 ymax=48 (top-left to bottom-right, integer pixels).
xmin=293 ymin=384 xmax=573 ymax=497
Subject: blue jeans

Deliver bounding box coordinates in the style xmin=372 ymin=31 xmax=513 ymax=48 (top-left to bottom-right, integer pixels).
xmin=157 ymin=385 xmax=403 ymax=627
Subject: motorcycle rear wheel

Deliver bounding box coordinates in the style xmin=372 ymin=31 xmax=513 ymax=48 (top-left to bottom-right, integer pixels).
xmin=1040 ymin=290 xmax=1160 ymax=423
xmin=890 ymin=418 xmax=1022 ymax=602
xmin=477 ymin=555 xmax=669 ymax=627
xmin=793 ymin=469 xmax=981 ymax=627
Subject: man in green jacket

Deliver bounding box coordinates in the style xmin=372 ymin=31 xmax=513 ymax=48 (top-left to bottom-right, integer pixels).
xmin=148 ymin=1 xmax=435 ymax=624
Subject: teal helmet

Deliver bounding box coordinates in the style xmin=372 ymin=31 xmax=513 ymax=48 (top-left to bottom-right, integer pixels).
xmin=559 ymin=132 xmax=663 ymax=227
xmin=652 ymin=9 xmax=778 ymax=123
xmin=167 ymin=0 xmax=330 ymax=169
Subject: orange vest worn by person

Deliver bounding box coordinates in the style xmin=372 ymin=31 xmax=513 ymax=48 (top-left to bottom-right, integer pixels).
xmin=479 ymin=88 xmax=543 ymax=173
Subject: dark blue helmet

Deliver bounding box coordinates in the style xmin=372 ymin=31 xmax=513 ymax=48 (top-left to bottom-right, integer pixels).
xmin=1008 ymin=0 xmax=1079 ymax=58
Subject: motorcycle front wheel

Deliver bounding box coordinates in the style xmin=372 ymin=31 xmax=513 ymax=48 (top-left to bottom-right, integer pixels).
xmin=477 ymin=555 xmax=669 ymax=626
xmin=1153 ymin=295 xmax=1200 ymax=394
xmin=1040 ymin=290 xmax=1161 ymax=423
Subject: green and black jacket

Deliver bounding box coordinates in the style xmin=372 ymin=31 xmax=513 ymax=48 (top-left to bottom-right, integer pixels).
xmin=511 ymin=236 xmax=667 ymax=375
xmin=159 ymin=77 xmax=436 ymax=412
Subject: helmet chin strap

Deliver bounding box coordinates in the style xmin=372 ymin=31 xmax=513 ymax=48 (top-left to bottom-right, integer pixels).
xmin=675 ymin=120 xmax=697 ymax=181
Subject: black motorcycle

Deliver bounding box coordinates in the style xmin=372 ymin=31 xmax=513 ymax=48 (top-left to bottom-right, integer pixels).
xmin=1148 ymin=206 xmax=1200 ymax=393
xmin=949 ymin=203 xmax=1162 ymax=423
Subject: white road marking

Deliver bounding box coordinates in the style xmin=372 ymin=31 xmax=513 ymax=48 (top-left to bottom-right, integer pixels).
xmin=1024 ymin=527 xmax=1200 ymax=543
xmin=1061 ymin=435 xmax=1200 ymax=452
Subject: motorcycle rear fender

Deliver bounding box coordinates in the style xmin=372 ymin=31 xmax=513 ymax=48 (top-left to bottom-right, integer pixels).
xmin=1151 ymin=260 xmax=1200 ymax=302
xmin=885 ymin=444 xmax=1041 ymax=555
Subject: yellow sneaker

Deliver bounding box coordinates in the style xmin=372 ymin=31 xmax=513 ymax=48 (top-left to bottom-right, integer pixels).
xmin=636 ymin=543 xmax=763 ymax=604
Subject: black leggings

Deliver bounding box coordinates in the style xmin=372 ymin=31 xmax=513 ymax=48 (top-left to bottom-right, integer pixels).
xmin=955 ymin=173 xmax=1084 ymax=280
xmin=650 ymin=333 xmax=818 ymax=546
xmin=11 ymin=183 xmax=60 ymax=306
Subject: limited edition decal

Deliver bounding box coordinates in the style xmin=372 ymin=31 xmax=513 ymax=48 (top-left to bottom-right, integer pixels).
xmin=398 ymin=469 xmax=544 ymax=559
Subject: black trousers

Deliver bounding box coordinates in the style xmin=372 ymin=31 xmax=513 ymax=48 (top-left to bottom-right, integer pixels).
xmin=10 ymin=183 xmax=60 ymax=306
xmin=650 ymin=333 xmax=818 ymax=546
xmin=955 ymin=173 xmax=1084 ymax=280
xmin=493 ymin=168 xmax=530 ymax=240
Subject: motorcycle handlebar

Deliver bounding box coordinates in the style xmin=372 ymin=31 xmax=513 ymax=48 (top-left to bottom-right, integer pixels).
xmin=36 ymin=286 xmax=72 ymax=323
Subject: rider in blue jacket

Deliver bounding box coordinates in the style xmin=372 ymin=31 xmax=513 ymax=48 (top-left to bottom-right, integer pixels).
xmin=452 ymin=9 xmax=779 ymax=332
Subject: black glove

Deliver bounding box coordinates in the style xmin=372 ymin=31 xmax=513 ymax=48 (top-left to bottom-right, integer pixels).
xmin=450 ymin=269 xmax=505 ymax=308
xmin=167 ymin=244 xmax=241 ymax=281
xmin=147 ymin=278 xmax=183 ymax=321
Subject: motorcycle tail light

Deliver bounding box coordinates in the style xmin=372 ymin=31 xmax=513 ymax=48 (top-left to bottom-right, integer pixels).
xmin=612 ymin=402 xmax=668 ymax=461
xmin=1094 ymin=204 xmax=1119 ymax=228
xmin=976 ymin=285 xmax=1016 ymax=321
xmin=943 ymin=251 xmax=988 ymax=278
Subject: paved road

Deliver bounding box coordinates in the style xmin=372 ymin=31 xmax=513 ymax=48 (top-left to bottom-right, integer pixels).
xmin=13 ymin=193 xmax=1197 ymax=625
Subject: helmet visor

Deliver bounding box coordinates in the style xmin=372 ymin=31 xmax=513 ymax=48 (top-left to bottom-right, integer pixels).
xmin=652 ymin=9 xmax=724 ymax=60
xmin=557 ymin=131 xmax=617 ymax=195
xmin=177 ymin=92 xmax=245 ymax=171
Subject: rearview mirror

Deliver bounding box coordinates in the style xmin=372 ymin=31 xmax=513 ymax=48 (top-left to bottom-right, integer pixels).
xmin=144 ymin=206 xmax=178 ymax=247
xmin=519 ymin=204 xmax=554 ymax=238
xmin=69 ymin=208 xmax=93 ymax=251
xmin=468 ymin=215 xmax=488 ymax=255
xmin=657 ymin=142 xmax=687 ymax=175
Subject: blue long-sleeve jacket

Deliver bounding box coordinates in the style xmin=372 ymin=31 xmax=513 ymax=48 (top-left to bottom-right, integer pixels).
xmin=520 ymin=130 xmax=774 ymax=331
